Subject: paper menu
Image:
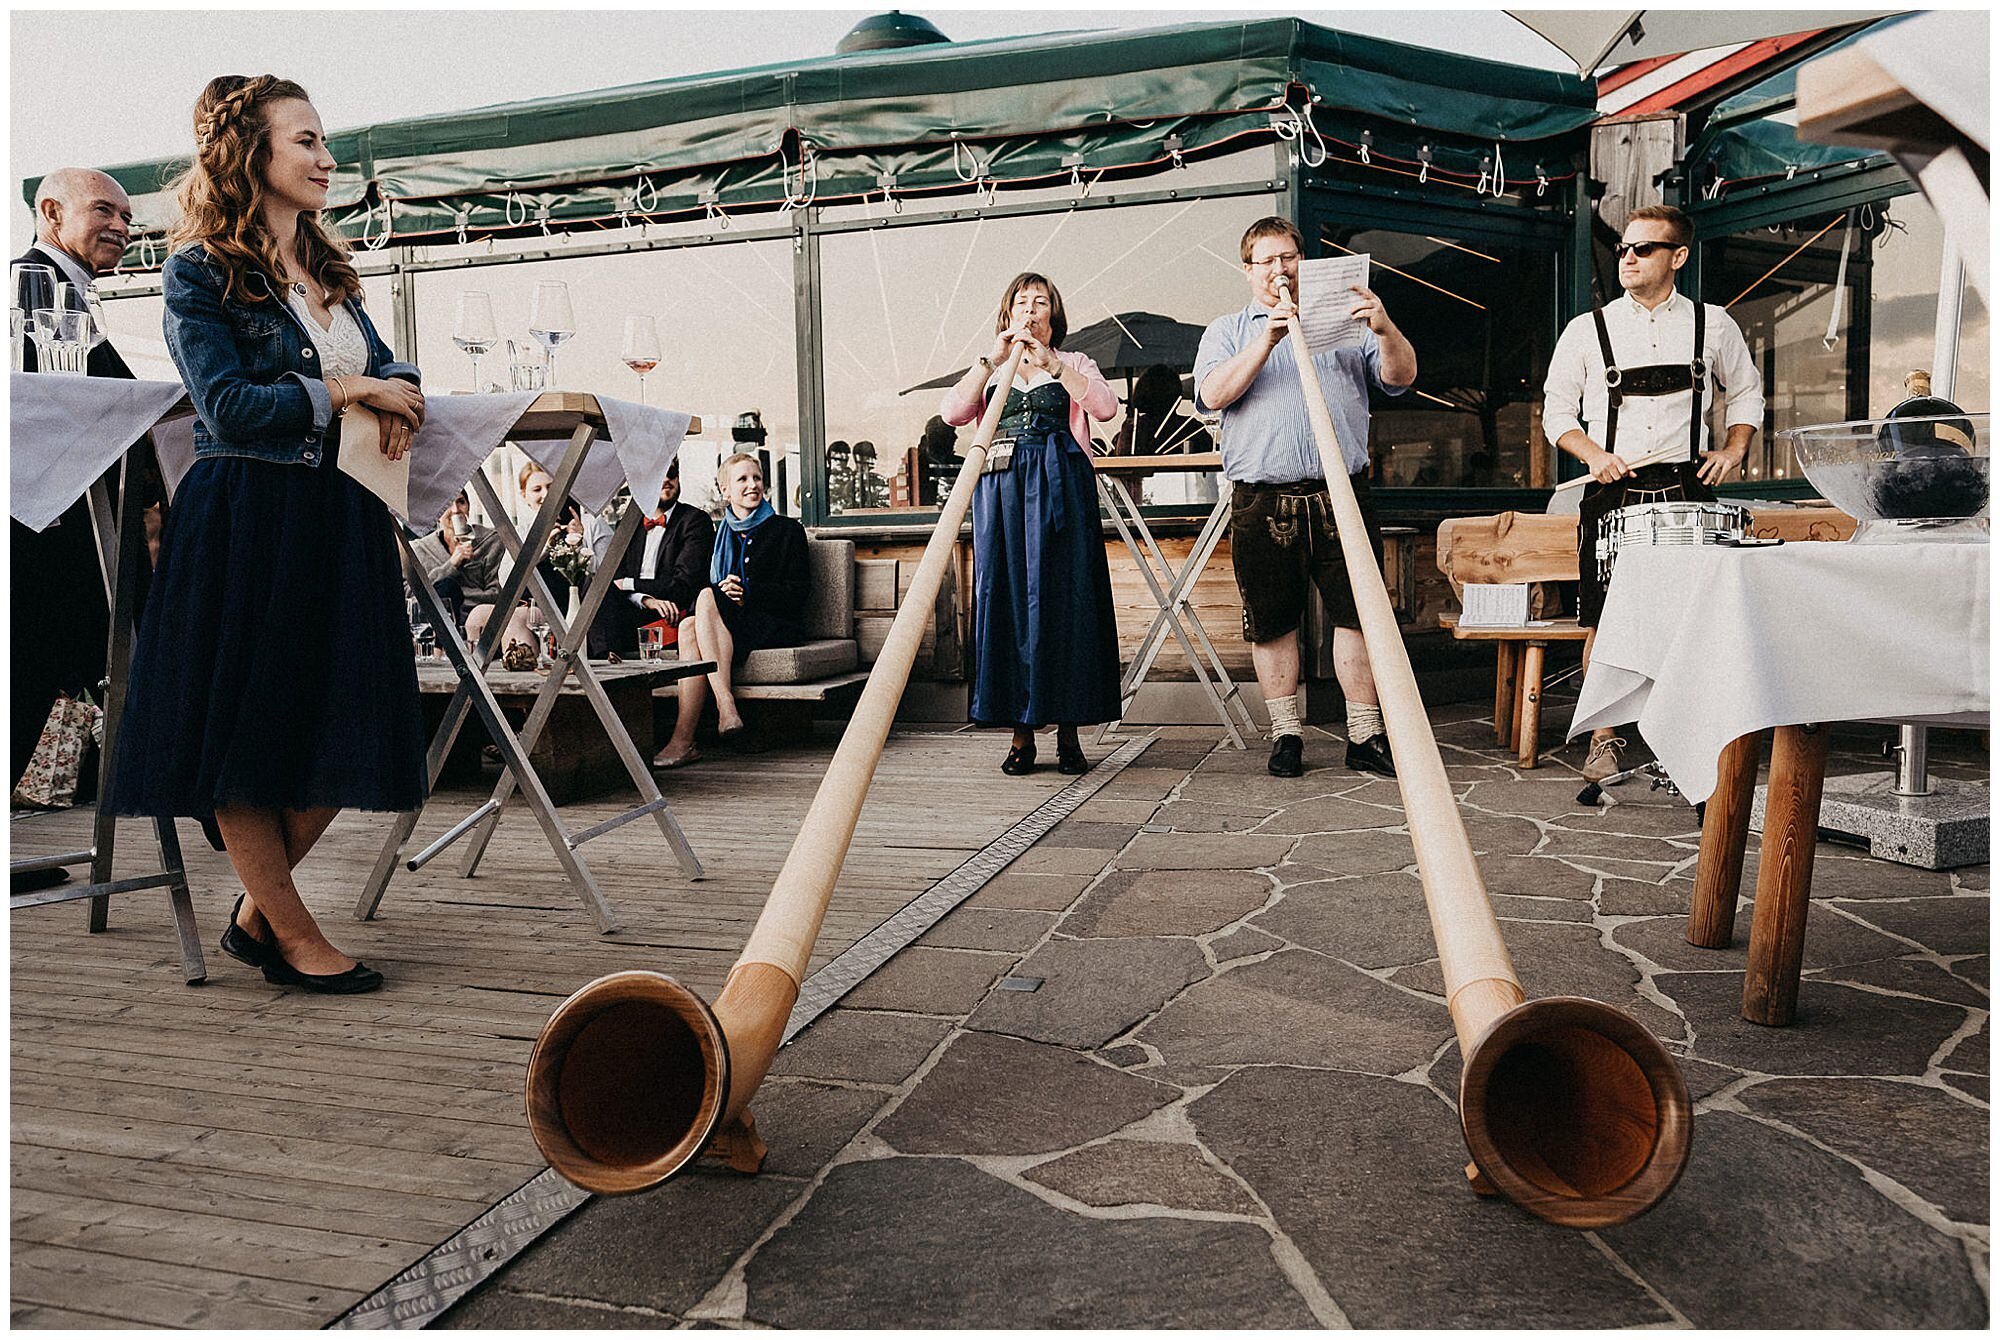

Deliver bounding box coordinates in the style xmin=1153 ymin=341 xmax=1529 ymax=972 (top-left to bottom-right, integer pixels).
xmin=1294 ymin=253 xmax=1371 ymax=353
xmin=335 ymin=405 xmax=411 ymax=520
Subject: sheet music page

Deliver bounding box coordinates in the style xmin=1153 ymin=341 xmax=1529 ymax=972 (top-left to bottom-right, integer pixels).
xmin=1459 ymin=583 xmax=1531 ymax=628
xmin=336 ymin=405 xmax=411 ymax=520
xmin=1296 ymin=254 xmax=1371 ymax=354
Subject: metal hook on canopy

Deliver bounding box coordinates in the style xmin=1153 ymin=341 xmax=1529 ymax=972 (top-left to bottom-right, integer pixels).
xmin=1357 ymin=131 xmax=1372 ymax=166
xmin=454 ymin=208 xmax=471 ymax=246
xmin=535 ymin=202 xmax=554 ymax=238
xmin=877 ymin=172 xmax=902 ymax=214
xmin=1164 ymin=132 xmax=1186 ymax=170
xmin=1475 ymin=154 xmax=1492 ymax=197
xmin=1535 ymin=163 xmax=1549 ymax=197
xmin=1417 ymin=145 xmax=1432 ymax=186
xmin=699 ymin=189 xmax=730 ymax=230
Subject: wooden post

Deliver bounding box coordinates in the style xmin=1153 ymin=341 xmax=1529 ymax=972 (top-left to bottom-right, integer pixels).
xmin=1516 ymin=642 xmax=1546 ymax=769
xmin=1494 ymin=643 xmax=1519 ymax=748
xmin=1688 ymin=730 xmax=1767 ymax=948
xmin=1743 ymin=724 xmax=1830 ymax=1026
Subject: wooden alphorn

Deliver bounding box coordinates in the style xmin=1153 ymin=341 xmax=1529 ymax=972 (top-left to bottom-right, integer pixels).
xmin=1274 ymin=278 xmax=1689 ymax=1227
xmin=524 ymin=344 xmax=1031 ymax=1194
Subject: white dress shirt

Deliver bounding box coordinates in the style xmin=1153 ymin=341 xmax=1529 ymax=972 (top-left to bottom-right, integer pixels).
xmin=1543 ymin=290 xmax=1764 ymax=459
xmin=30 ymin=241 xmax=95 ymax=301
xmin=617 ymin=509 xmax=675 ymax=608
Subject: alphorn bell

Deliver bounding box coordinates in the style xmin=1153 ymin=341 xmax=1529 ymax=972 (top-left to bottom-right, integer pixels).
xmin=1274 ymin=276 xmax=1689 ymax=1227
xmin=525 ymin=344 xmax=1032 ymax=1193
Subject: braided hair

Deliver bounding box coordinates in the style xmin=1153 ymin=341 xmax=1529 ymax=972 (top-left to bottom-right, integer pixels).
xmin=167 ymin=74 xmax=361 ymax=306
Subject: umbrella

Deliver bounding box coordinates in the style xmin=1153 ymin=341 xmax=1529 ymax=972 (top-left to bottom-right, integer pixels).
xmin=897 ymin=310 xmax=1207 ymax=396
xmin=1508 ymin=9 xmax=1898 ymax=77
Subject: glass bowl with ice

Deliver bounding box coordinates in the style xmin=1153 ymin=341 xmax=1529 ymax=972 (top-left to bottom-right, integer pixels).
xmin=1777 ymin=412 xmax=1988 ymax=543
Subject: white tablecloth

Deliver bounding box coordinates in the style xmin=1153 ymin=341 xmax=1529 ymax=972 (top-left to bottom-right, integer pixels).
xmin=9 ymin=372 xmax=191 ymax=532
xmin=149 ymin=390 xmax=690 ymax=525
xmin=1570 ymin=543 xmax=1990 ymax=802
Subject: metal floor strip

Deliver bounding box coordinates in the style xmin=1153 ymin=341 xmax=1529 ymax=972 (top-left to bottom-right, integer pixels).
xmin=328 ymin=731 xmax=1158 ymax=1330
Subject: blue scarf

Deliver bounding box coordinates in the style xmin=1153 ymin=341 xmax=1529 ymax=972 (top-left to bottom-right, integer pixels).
xmin=710 ymin=499 xmax=776 ymax=586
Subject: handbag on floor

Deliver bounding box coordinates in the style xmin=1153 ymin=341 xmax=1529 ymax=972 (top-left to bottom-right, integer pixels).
xmin=13 ymin=691 xmax=104 ymax=809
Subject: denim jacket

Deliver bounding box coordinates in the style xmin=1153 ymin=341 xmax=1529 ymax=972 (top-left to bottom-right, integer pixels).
xmin=162 ymin=241 xmax=420 ymax=467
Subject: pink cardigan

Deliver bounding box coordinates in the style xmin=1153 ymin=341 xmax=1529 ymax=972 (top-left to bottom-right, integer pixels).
xmin=938 ymin=348 xmax=1118 ymax=453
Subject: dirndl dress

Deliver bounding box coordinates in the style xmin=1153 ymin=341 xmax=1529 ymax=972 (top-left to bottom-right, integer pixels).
xmin=968 ymin=380 xmax=1122 ymax=728
xmin=104 ymin=303 xmax=426 ymax=819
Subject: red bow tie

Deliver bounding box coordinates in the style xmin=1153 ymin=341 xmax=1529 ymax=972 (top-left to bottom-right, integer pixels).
xmin=642 ymin=513 xmax=669 ymax=530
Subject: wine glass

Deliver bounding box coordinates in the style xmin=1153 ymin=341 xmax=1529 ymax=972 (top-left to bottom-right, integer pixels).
xmin=58 ymin=282 xmax=108 ymax=350
xmin=13 ymin=263 xmax=56 ymax=365
xmin=621 ymin=314 xmax=660 ymax=403
xmin=453 ymin=291 xmax=497 ymax=391
xmin=528 ymin=280 xmax=575 ymax=388
xmin=527 ymin=609 xmax=552 ymax=669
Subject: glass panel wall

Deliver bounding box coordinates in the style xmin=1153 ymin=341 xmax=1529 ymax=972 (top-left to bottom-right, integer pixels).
xmin=817 ymin=193 xmax=1278 ymax=519
xmin=1315 ymin=223 xmax=1559 ymax=488
xmin=1701 ymin=192 xmax=1988 ymax=481
xmin=408 ymin=241 xmax=796 ymax=528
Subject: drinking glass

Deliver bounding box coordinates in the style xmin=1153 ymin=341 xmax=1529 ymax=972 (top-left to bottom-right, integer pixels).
xmin=528 ymin=280 xmax=575 ymax=388
xmin=452 ymin=291 xmax=498 ymax=390
xmin=509 ymin=343 xmax=547 ymax=391
xmin=621 ymin=314 xmax=660 ymax=403
xmin=14 ymin=264 xmax=56 ymax=365
xmin=527 ymin=610 xmax=552 ymax=669
xmin=57 ymin=282 xmax=108 ymax=350
xmin=9 ymin=307 xmax=23 ymax=372
xmin=36 ymin=309 xmax=90 ymax=374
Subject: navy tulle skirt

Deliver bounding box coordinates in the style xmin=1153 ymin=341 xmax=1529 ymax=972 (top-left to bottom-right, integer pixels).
xmin=103 ymin=443 xmax=427 ymax=818
xmin=968 ymin=426 xmax=1122 ymax=728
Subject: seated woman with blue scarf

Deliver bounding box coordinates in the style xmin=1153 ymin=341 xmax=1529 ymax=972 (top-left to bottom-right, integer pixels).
xmin=653 ymin=452 xmax=808 ymax=768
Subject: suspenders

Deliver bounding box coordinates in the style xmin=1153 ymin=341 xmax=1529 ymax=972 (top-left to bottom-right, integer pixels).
xmin=1589 ymin=299 xmax=1706 ymax=461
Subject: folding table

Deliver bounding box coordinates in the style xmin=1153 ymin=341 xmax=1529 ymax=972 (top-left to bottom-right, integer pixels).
xmin=355 ymin=393 xmax=704 ymax=934
xmin=1091 ymin=452 xmax=1257 ymax=748
xmin=8 ymin=374 xmax=205 ymax=983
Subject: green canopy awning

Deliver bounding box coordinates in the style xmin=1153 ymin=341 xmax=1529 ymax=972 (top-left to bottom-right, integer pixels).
xmin=48 ymin=17 xmax=1596 ymax=265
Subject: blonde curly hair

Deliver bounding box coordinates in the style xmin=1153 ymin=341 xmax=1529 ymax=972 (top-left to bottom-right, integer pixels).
xmin=167 ymin=74 xmax=361 ymax=306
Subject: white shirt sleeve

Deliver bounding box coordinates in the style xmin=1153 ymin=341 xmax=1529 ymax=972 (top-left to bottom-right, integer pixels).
xmin=1706 ymin=305 xmax=1766 ymax=431
xmin=1541 ymin=314 xmax=1592 ymax=447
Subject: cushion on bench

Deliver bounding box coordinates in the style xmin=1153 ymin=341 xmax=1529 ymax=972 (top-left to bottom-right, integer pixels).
xmin=737 ymin=637 xmax=860 ymax=684
xmin=804 ymin=538 xmax=854 ymax=639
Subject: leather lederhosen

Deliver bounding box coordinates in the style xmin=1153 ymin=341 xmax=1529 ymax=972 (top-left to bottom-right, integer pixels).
xmin=1575 ymin=301 xmax=1716 ymax=626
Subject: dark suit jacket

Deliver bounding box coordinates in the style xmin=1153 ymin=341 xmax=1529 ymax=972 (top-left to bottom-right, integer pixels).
xmin=11 ymin=246 xmax=161 ymax=783
xmin=588 ymin=502 xmax=715 ymax=657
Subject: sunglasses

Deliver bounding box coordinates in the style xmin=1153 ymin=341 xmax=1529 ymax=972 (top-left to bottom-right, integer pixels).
xmin=1614 ymin=240 xmax=1683 ymax=260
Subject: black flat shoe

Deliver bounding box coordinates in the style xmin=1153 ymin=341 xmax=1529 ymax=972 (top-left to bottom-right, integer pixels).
xmin=1268 ymin=735 xmax=1305 ymax=778
xmin=10 ymin=866 xmax=69 ymax=894
xmin=220 ymin=894 xmax=277 ymax=969
xmin=1345 ymin=732 xmax=1397 ymax=778
xmin=1056 ymin=743 xmax=1090 ymax=775
xmin=1000 ymin=743 xmax=1038 ymax=776
xmin=262 ymin=955 xmax=385 ymax=994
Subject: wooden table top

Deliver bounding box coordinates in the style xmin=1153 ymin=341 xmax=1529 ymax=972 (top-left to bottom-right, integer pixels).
xmin=415 ymin=658 xmax=714 ymax=692
xmin=1091 ymin=451 xmax=1223 ymax=474
xmin=450 ymin=391 xmax=703 ymax=442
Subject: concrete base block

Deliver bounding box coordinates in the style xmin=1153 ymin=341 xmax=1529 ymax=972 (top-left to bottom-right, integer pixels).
xmin=1752 ymin=773 xmax=1990 ymax=870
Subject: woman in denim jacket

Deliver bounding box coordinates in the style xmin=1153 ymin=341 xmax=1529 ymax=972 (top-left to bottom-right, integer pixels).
xmin=106 ymin=75 xmax=426 ymax=994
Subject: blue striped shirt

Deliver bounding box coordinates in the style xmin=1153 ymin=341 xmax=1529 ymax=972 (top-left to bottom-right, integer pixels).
xmin=1193 ymin=303 xmax=1405 ymax=482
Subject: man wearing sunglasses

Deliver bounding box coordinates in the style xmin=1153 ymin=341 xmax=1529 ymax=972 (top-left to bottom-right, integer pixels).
xmin=1543 ymin=204 xmax=1764 ymax=782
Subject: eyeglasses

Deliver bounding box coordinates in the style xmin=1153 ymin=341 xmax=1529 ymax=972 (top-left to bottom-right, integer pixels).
xmin=1245 ymin=252 xmax=1301 ymax=271
xmin=1614 ymin=240 xmax=1683 ymax=260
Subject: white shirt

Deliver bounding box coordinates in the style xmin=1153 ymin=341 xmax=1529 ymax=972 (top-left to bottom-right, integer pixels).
xmin=617 ymin=507 xmax=677 ymax=608
xmin=29 ymin=241 xmax=94 ymax=300
xmin=1543 ymin=290 xmax=1764 ymax=460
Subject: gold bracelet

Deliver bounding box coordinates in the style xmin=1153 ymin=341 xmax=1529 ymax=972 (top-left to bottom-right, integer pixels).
xmin=331 ymin=375 xmax=348 ymax=413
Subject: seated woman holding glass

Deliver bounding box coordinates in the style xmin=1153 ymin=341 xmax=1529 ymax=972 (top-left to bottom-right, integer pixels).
xmin=465 ymin=459 xmax=608 ymax=657
xmin=652 ymin=452 xmax=808 ymax=768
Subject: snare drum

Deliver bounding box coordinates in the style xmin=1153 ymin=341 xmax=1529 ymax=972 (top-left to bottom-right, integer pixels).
xmin=1595 ymin=500 xmax=1750 ymax=585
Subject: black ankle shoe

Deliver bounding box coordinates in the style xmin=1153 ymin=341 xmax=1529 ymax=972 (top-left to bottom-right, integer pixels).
xmin=1345 ymin=732 xmax=1397 ymax=778
xmin=1056 ymin=742 xmax=1090 ymax=775
xmin=262 ymin=954 xmax=385 ymax=994
xmin=1268 ymin=735 xmax=1304 ymax=777
xmin=1001 ymin=742 xmax=1038 ymax=775
xmin=220 ymin=894 xmax=277 ymax=969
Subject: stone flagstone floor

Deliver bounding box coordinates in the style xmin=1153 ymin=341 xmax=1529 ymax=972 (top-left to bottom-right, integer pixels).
xmin=444 ymin=714 xmax=1988 ymax=1329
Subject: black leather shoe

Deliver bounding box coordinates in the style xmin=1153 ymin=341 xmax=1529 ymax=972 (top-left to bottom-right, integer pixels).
xmin=1345 ymin=733 xmax=1397 ymax=778
xmin=1001 ymin=742 xmax=1038 ymax=775
xmin=262 ymin=955 xmax=385 ymax=994
xmin=1056 ymin=741 xmax=1089 ymax=775
xmin=11 ymin=866 xmax=69 ymax=894
xmin=220 ymin=894 xmax=277 ymax=969
xmin=1268 ymin=735 xmax=1304 ymax=777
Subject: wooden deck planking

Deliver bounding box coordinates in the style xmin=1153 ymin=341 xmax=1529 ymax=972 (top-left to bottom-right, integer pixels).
xmin=10 ymin=729 xmax=1065 ymax=1328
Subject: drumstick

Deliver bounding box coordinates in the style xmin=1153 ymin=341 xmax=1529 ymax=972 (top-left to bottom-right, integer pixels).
xmin=1552 ymin=445 xmax=1686 ymax=492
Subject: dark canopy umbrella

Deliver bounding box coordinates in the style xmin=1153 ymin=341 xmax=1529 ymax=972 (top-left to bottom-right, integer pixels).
xmin=898 ymin=310 xmax=1207 ymax=395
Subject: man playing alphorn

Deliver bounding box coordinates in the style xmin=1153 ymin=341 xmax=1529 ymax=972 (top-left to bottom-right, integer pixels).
xmin=1195 ymin=216 xmax=1416 ymax=778
xmin=1543 ymin=204 xmax=1763 ymax=783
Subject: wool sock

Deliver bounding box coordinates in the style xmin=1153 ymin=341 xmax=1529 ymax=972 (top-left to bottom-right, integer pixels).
xmin=1346 ymin=701 xmax=1385 ymax=743
xmin=1266 ymin=693 xmax=1303 ymax=741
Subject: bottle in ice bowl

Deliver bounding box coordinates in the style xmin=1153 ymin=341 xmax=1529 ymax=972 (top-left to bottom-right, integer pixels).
xmin=1778 ymin=380 xmax=1988 ymax=544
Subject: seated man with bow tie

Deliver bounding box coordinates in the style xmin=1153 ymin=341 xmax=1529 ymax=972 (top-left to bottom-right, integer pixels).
xmin=589 ymin=456 xmax=714 ymax=658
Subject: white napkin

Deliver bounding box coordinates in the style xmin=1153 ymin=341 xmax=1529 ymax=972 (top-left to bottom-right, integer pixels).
xmin=576 ymin=395 xmax=692 ymax=512
xmin=10 ymin=373 xmax=190 ymax=531
xmin=406 ymin=391 xmax=542 ymax=525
